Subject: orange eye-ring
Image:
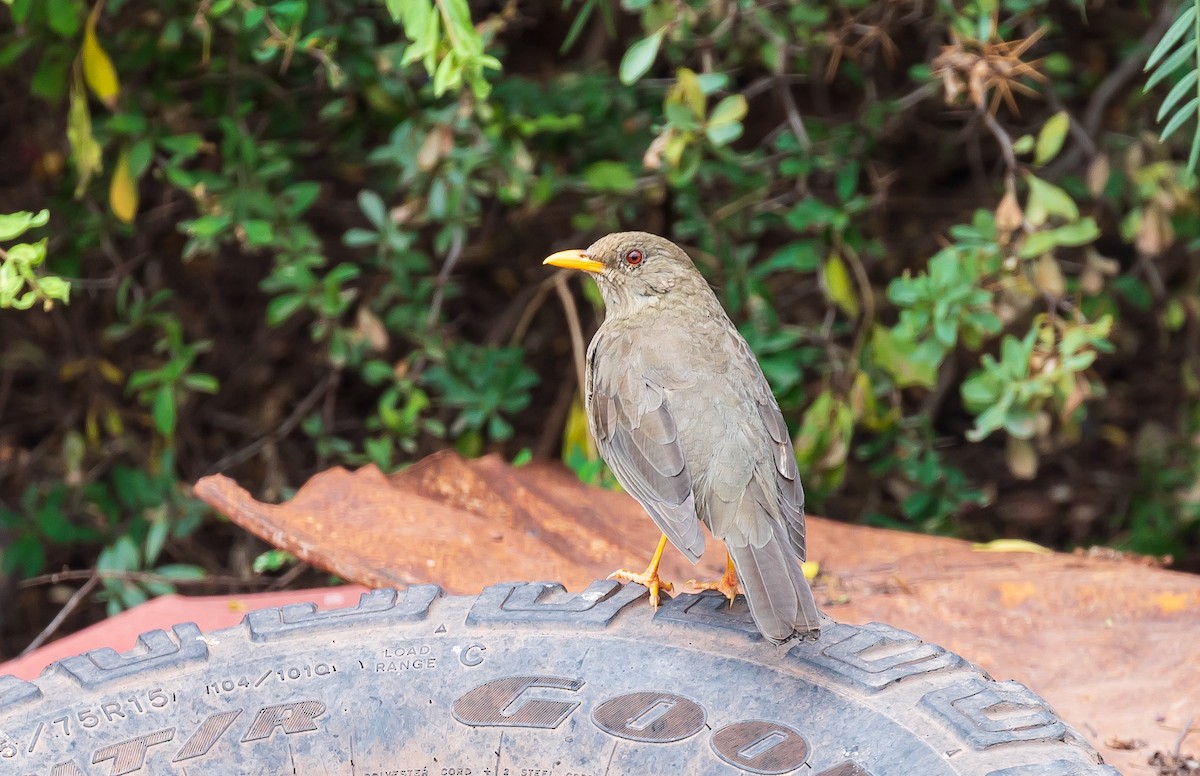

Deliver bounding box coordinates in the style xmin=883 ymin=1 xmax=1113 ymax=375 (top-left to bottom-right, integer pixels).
xmin=625 ymin=249 xmax=644 ymax=266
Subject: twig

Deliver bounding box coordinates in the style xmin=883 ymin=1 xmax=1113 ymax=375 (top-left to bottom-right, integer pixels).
xmin=534 ymin=362 xmax=579 ymax=460
xmin=774 ymin=76 xmax=812 ymax=151
xmin=839 ymin=238 xmax=875 ymax=370
xmin=205 ymin=371 xmax=336 ymax=474
xmin=20 ymin=575 xmax=99 ymax=656
xmin=267 ymin=560 xmax=310 ymax=591
xmin=509 ymin=274 xmax=560 ymax=346
xmin=1082 ymin=4 xmax=1174 ymax=137
xmin=921 ymin=357 xmax=960 ymax=420
xmin=427 ymin=228 xmax=466 ymax=327
xmin=553 ymin=272 xmax=589 ymax=396
xmin=1046 ymin=3 xmax=1175 ymax=175
xmin=980 ymin=108 xmax=1017 ymax=174
xmin=18 ymin=568 xmax=275 ymax=588
xmin=895 ymin=82 xmax=938 ymax=112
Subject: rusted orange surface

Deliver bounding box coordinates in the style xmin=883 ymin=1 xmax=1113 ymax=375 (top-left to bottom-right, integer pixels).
xmin=189 ymin=450 xmax=1200 ymax=775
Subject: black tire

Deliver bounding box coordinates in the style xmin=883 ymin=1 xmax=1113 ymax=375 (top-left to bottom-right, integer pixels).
xmin=0 ymin=581 xmax=1117 ymax=775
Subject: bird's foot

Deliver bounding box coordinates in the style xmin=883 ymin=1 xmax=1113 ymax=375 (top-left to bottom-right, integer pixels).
xmin=687 ymin=559 xmax=740 ymax=608
xmin=608 ymin=567 xmax=674 ymax=609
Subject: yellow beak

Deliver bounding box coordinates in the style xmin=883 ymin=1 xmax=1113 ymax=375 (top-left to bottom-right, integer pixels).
xmin=543 ymin=249 xmax=605 ymax=274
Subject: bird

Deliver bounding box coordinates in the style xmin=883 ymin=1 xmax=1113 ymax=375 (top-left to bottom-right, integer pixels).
xmin=543 ymin=231 xmax=821 ymax=644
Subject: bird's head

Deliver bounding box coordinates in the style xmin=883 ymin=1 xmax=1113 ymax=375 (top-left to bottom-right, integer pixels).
xmin=543 ymin=231 xmax=707 ymax=316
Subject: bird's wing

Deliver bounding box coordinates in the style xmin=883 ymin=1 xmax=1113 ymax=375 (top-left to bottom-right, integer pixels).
xmin=757 ymin=398 xmax=806 ymax=561
xmin=589 ymin=354 xmax=705 ymax=564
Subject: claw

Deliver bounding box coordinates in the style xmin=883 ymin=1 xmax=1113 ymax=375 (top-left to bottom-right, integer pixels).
xmin=609 ymin=567 xmax=674 ymax=608
xmin=609 ymin=534 xmax=674 ymax=608
xmin=687 ymin=552 xmax=740 ymax=607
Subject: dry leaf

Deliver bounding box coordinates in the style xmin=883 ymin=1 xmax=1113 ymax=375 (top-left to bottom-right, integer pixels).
xmin=354 ymin=307 xmax=389 ymax=352
xmin=995 ymin=187 xmax=1024 ymax=240
xmin=1135 ymin=205 xmax=1172 ymax=256
xmin=1032 ymin=253 xmax=1065 ymax=297
xmin=1086 ymin=154 xmax=1110 ymax=197
xmin=1006 ymin=436 xmax=1039 ymax=480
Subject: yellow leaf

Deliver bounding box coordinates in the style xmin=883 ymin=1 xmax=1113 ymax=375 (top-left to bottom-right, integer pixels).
xmin=562 ymin=395 xmax=596 ymax=462
xmin=109 ymin=145 xmax=138 ymax=223
xmin=67 ymin=83 xmax=102 ymax=197
xmin=82 ymin=14 xmax=120 ymax=109
xmin=98 ymin=358 xmax=124 ymax=384
xmin=971 ymin=539 xmax=1053 ymax=554
xmin=672 ymin=67 xmax=705 ymax=119
xmin=822 ymin=252 xmax=859 ymax=318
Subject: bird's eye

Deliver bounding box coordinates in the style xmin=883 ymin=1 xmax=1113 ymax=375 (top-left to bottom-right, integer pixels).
xmin=624 ymin=249 xmax=644 ymax=266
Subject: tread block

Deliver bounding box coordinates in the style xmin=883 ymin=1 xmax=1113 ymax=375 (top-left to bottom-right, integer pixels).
xmin=466 ymin=580 xmax=644 ymax=627
xmin=246 ymin=585 xmax=441 ymax=641
xmin=0 ymin=675 xmax=40 ymax=711
xmin=55 ymin=624 xmax=206 ymax=689
xmin=790 ymin=622 xmax=963 ymax=692
xmin=653 ymin=589 xmax=761 ymax=639
xmin=922 ymin=678 xmax=1067 ymax=749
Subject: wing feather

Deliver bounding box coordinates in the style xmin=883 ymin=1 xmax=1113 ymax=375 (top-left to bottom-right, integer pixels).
xmin=589 ymin=351 xmax=704 ymax=563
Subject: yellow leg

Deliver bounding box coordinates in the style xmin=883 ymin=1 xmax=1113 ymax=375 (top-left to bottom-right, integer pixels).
xmin=608 ymin=534 xmax=674 ymax=608
xmin=688 ymin=552 xmax=740 ymax=607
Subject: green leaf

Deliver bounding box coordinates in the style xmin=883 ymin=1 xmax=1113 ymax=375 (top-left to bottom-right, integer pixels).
xmin=158 ymin=133 xmax=205 ymax=157
xmin=283 ymin=181 xmax=321 ymax=216
xmin=619 ymin=28 xmax=665 ymax=85
xmin=1160 ymin=96 xmax=1199 ymax=141
xmin=0 ymin=210 xmax=49 ymax=241
xmin=358 ymin=190 xmax=388 ymax=228
xmin=155 ymin=563 xmax=207 ymax=580
xmin=705 ymin=121 xmax=743 ymax=146
xmin=1146 ymin=4 xmax=1197 ymax=71
xmin=1034 ymin=111 xmax=1070 ymax=165
xmin=1157 ymin=70 xmax=1199 ymax=123
xmin=707 ymin=94 xmax=747 ymax=127
xmin=1146 ymin=38 xmax=1197 ymax=92
xmin=1018 ymin=218 xmax=1100 ymax=257
xmin=144 ymin=517 xmax=169 ymax=565
xmin=152 ymin=385 xmax=176 ymax=437
xmin=0 ymin=38 xmax=34 ymax=68
xmin=241 ymin=219 xmax=274 ymax=246
xmin=758 ymin=242 xmax=820 ymax=274
xmin=1049 ymin=217 xmax=1101 ymax=246
xmin=182 ymin=373 xmax=220 ymax=393
xmin=1024 ymin=174 xmax=1079 ymax=225
xmin=47 ymin=0 xmax=81 ymax=38
xmin=785 ymin=198 xmax=839 ymax=231
xmin=582 ymin=161 xmax=637 ymax=193
xmin=870 ymin=325 xmax=939 ymax=388
xmin=184 ymin=214 xmax=232 ymax=238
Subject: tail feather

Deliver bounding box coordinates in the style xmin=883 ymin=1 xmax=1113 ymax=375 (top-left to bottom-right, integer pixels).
xmin=728 ymin=519 xmax=821 ymax=644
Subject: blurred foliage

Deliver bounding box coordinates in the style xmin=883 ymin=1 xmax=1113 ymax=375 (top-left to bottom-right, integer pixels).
xmin=0 ymin=210 xmax=68 ymax=310
xmin=2 ymin=0 xmax=1200 ymax=649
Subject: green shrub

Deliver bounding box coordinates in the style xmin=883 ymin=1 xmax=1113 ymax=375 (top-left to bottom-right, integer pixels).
xmin=1 ymin=0 xmax=1199 ymax=627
